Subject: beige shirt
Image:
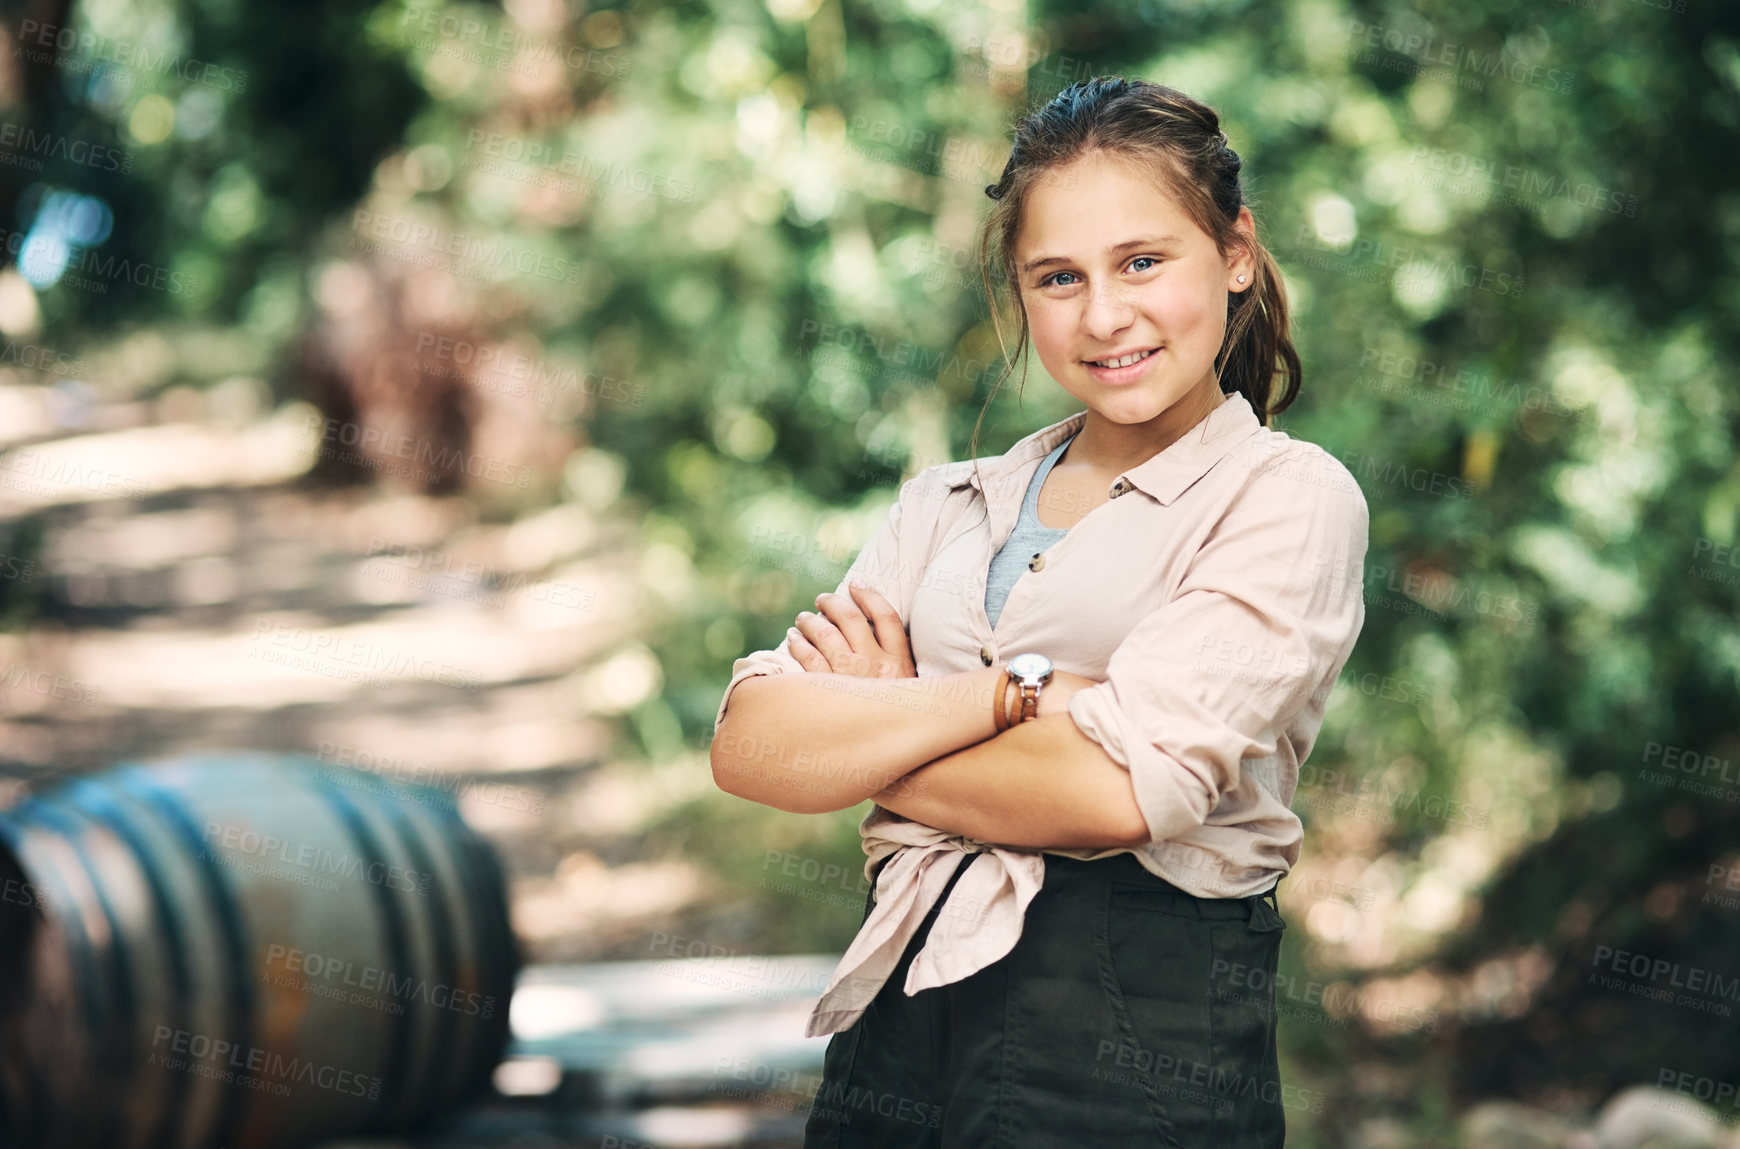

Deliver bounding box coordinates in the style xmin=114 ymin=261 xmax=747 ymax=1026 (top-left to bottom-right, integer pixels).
xmin=712 ymin=392 xmax=1370 ymax=1036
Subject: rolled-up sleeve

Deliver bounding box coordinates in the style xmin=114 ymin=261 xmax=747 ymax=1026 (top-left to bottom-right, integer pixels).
xmin=1066 ymin=446 xmax=1369 ymax=844
xmin=712 ymin=476 xmax=922 ymax=736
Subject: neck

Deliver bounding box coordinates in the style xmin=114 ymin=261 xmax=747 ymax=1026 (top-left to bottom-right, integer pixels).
xmin=1067 ymin=380 xmax=1228 ymax=473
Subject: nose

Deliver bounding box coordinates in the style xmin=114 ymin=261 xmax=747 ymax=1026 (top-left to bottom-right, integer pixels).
xmin=1081 ymin=280 xmax=1136 ymax=342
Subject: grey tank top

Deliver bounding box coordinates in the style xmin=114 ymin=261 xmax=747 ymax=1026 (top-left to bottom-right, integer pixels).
xmin=984 ymin=432 xmax=1077 ymax=629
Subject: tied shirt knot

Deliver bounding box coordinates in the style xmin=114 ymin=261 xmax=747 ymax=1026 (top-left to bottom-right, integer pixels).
xmin=804 ymin=812 xmax=1045 ymax=1038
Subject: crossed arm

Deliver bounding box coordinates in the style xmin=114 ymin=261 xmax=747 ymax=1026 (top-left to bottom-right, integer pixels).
xmin=865 ymin=710 xmax=1149 ymax=848
xmin=710 ymin=582 xmax=1148 ymax=850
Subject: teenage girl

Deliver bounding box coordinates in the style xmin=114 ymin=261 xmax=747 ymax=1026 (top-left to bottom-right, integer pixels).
xmin=712 ymin=75 xmax=1369 ymax=1148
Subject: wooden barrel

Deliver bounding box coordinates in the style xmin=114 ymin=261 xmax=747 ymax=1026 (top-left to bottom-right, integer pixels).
xmin=0 ymin=750 xmax=520 ymax=1149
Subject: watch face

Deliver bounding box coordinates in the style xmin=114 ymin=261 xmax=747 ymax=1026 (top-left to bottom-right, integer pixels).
xmin=1008 ymin=652 xmax=1053 ymax=681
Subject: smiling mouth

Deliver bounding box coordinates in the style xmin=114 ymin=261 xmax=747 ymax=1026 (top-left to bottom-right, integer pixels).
xmin=1085 ymin=348 xmax=1158 ymax=369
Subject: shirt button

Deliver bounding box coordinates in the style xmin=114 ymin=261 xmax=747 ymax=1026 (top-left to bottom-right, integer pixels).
xmin=1028 ymin=552 xmax=1046 ymax=572
xmin=1110 ymin=479 xmax=1128 ymax=498
xmin=979 ymin=645 xmax=995 ymax=666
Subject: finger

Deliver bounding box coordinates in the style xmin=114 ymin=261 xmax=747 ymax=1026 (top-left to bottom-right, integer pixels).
xmin=785 ymin=627 xmax=829 ymax=673
xmin=813 ymin=590 xmax=880 ymax=656
xmin=794 ymin=610 xmax=862 ymax=673
xmin=848 ymin=583 xmax=913 ymax=674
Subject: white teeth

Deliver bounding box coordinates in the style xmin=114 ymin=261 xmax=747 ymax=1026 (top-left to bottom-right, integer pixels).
xmin=1092 ymin=349 xmax=1155 ymax=369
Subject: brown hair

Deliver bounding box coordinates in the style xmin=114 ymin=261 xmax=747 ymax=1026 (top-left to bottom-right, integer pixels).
xmin=963 ymin=75 xmax=1301 ymax=486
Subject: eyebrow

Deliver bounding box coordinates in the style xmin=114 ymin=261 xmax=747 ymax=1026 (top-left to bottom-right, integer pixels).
xmin=1020 ymin=235 xmax=1181 ymax=275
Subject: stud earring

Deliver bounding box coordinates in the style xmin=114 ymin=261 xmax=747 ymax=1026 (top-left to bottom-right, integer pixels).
xmin=1236 ymin=274 xmax=1247 ymax=283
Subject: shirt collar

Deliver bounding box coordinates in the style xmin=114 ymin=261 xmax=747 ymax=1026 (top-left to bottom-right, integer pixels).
xmin=935 ymin=392 xmax=1263 ymax=508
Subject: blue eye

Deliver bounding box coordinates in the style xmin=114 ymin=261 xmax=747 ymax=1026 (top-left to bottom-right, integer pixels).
xmin=1041 ymin=256 xmax=1161 ymax=288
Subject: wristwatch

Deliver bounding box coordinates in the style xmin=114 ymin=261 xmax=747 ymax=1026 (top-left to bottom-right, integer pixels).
xmin=1006 ymin=652 xmax=1054 ymax=725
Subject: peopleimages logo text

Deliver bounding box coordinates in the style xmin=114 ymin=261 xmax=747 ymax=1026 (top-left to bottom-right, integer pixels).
xmin=15 ymin=21 xmax=248 ymax=92
xmin=150 ymin=1025 xmax=381 ymax=1098
xmin=0 ymin=226 xmax=197 ymax=295
xmin=264 ymin=944 xmax=495 ymax=1018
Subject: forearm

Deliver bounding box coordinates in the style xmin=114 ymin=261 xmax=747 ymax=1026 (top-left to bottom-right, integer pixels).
xmin=868 ymin=712 xmax=1148 ymax=849
xmin=711 ymin=666 xmax=1010 ymax=814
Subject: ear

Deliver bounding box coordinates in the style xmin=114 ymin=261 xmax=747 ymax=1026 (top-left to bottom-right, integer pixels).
xmin=1227 ymin=206 xmax=1257 ymax=293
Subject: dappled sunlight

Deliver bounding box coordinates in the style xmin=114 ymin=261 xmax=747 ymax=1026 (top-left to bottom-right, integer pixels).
xmin=53 ymin=599 xmax=625 ymax=709
xmin=0 ymin=402 xmax=318 ymax=512
xmin=513 ymin=851 xmax=711 ymax=946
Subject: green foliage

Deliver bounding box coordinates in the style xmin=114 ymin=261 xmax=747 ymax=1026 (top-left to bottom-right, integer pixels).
xmin=6 ymin=0 xmax=1740 ymax=1131
xmin=1 ymin=0 xmax=425 ymax=336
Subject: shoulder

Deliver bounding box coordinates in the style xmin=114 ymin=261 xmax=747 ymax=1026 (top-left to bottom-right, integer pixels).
xmin=890 ymin=461 xmax=987 ymax=542
xmin=901 ymin=453 xmax=995 ymax=501
xmin=913 ymin=422 xmax=1074 ymax=490
xmin=894 ymin=412 xmax=1081 ymax=504
xmin=920 ymin=457 xmax=983 ymax=489
xmin=1223 ymin=426 xmax=1361 ymax=495
xmin=1187 ymin=428 xmax=1369 ymax=594
xmin=1216 ymin=426 xmax=1369 ymax=532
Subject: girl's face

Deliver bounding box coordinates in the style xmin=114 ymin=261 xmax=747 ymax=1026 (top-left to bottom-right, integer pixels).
xmin=1013 ymin=150 xmax=1255 ymax=435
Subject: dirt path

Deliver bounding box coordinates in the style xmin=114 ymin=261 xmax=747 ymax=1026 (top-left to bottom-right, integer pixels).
xmin=0 ymin=383 xmax=718 ymax=965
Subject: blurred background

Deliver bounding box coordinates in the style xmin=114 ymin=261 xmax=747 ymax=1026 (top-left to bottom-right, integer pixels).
xmin=0 ymin=0 xmax=1736 ymax=1145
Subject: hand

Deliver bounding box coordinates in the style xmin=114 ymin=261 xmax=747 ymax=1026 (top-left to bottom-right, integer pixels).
xmin=786 ymin=581 xmax=916 ymax=679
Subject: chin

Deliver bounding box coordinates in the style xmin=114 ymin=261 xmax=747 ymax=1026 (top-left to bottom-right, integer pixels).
xmin=1090 ymin=386 xmax=1192 ymax=420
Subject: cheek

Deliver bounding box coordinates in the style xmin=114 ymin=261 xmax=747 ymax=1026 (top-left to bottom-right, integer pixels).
xmin=1147 ymin=279 xmax=1221 ymax=337
xmin=1026 ymin=302 xmax=1075 ymax=355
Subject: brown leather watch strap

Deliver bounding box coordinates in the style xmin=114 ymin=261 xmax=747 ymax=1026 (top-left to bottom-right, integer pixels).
xmin=992 ymin=668 xmax=1019 ymax=732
